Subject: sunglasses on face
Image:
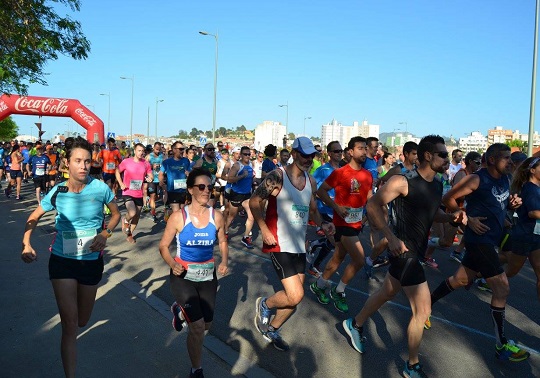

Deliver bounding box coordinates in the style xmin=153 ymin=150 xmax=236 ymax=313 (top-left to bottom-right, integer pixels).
xmin=472 ymin=160 xmax=481 ymax=165
xmin=299 ymin=151 xmax=316 ymax=159
xmin=434 ymin=151 xmax=449 ymax=159
xmin=173 ymin=147 xmax=184 ymax=151
xmin=206 ymin=148 xmax=215 ymax=152
xmin=193 ymin=184 xmax=214 ymax=191
xmin=242 ymin=152 xmax=251 ymax=156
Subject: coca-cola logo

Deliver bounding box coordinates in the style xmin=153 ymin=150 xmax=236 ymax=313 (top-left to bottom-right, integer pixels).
xmin=0 ymin=101 xmax=7 ymax=112
xmin=14 ymin=97 xmax=69 ymax=114
xmin=75 ymin=108 xmax=96 ymax=127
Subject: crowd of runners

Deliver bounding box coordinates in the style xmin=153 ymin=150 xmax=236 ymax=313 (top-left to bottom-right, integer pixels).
xmin=10 ymin=133 xmax=539 ymax=378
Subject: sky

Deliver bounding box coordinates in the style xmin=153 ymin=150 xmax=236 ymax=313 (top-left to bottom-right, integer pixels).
xmin=9 ymin=0 xmax=539 ymax=142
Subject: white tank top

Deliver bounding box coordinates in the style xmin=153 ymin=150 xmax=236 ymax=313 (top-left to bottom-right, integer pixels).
xmin=264 ymin=167 xmax=312 ymax=253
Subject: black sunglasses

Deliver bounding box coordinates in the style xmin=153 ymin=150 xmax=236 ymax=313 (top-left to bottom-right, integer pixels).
xmin=472 ymin=160 xmax=481 ymax=165
xmin=206 ymin=148 xmax=215 ymax=151
xmin=434 ymin=151 xmax=449 ymax=159
xmin=299 ymin=151 xmax=316 ymax=159
xmin=193 ymin=184 xmax=214 ymax=191
xmin=331 ymin=149 xmax=343 ymax=153
xmin=242 ymin=152 xmax=251 ymax=156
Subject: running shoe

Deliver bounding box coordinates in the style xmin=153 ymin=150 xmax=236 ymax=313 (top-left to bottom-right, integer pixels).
xmin=495 ymin=340 xmax=530 ymax=362
xmin=241 ymin=236 xmax=254 ymax=249
xmin=141 ymin=205 xmax=150 ymax=213
xmin=403 ymin=361 xmax=428 ymax=378
xmin=254 ymin=297 xmax=272 ymax=333
xmin=450 ymin=251 xmax=464 ymax=263
xmin=427 ymin=237 xmax=439 ymax=248
xmin=424 ymin=316 xmax=431 ymax=330
xmin=342 ymin=318 xmax=366 ymax=353
xmin=309 ymin=282 xmax=329 ymax=304
xmin=307 ymin=265 xmax=322 ymax=278
xmin=475 ymin=278 xmax=492 ymax=293
xmin=122 ymin=218 xmax=131 ymax=235
xmin=330 ymin=286 xmax=348 ymax=313
xmin=372 ymin=255 xmax=389 ymax=268
xmin=266 ymin=329 xmax=289 ymax=351
xmin=170 ymin=302 xmax=186 ymax=332
xmin=364 ymin=260 xmax=373 ymax=278
xmin=189 ymin=368 xmax=204 ymax=378
xmin=153 ymin=215 xmax=158 ymax=223
xmin=421 ymin=257 xmax=439 ymax=269
xmin=305 ymin=239 xmax=324 ymax=264
xmin=15 ymin=195 xmax=20 ymax=200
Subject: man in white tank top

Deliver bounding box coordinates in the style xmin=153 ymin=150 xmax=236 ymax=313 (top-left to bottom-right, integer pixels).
xmin=250 ymin=137 xmax=335 ymax=351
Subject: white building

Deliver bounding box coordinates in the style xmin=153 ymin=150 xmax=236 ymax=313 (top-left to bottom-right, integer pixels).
xmin=459 ymin=131 xmax=487 ymax=153
xmin=385 ymin=132 xmax=420 ymax=147
xmin=254 ymin=121 xmax=286 ymax=152
xmin=321 ymin=119 xmax=379 ymax=149
xmin=513 ymin=129 xmax=540 ymax=147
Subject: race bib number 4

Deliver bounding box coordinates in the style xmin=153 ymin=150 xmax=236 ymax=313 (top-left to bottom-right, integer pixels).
xmin=344 ymin=207 xmax=363 ymax=224
xmin=62 ymin=229 xmax=97 ymax=256
xmin=129 ymin=180 xmax=143 ymax=190
xmin=185 ymin=261 xmax=215 ymax=282
xmin=173 ymin=179 xmax=187 ymax=190
xmin=290 ymin=204 xmax=309 ymax=226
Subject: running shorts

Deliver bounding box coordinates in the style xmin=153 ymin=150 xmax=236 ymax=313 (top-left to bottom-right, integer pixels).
xmin=169 ymin=271 xmax=218 ymax=323
xmin=463 ymin=243 xmax=504 ymax=279
xmin=388 ymin=253 xmax=426 ymax=287
xmin=270 ymin=252 xmax=306 ymax=280
xmin=49 ymin=253 xmax=104 ymax=286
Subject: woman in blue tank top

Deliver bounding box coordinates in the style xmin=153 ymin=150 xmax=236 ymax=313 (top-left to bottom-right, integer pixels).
xmin=159 ymin=168 xmax=229 ymax=378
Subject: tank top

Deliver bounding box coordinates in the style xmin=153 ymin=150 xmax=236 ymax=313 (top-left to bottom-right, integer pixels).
xmin=391 ymin=169 xmax=442 ymax=254
xmin=464 ymin=169 xmax=510 ymax=244
xmin=148 ymin=152 xmax=163 ymax=183
xmin=262 ymin=167 xmax=312 ymax=253
xmin=201 ymin=157 xmax=218 ymax=183
xmin=231 ymin=162 xmax=253 ymax=194
xmin=175 ymin=206 xmax=216 ymax=263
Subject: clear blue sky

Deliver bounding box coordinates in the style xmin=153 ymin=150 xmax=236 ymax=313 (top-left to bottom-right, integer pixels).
xmin=12 ymin=0 xmax=538 ymax=142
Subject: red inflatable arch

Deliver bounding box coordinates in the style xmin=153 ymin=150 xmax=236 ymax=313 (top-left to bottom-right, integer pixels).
xmin=0 ymin=94 xmax=104 ymax=143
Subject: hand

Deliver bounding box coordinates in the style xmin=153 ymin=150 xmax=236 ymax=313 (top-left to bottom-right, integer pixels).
xmin=120 ymin=181 xmax=126 ymax=190
xmin=171 ymin=262 xmax=185 ymax=276
xmin=387 ymin=235 xmax=408 ymax=257
xmin=21 ymin=245 xmax=37 ymax=263
xmin=218 ymin=263 xmax=228 ymax=276
xmin=321 ymin=222 xmax=335 ymax=236
xmin=509 ymin=194 xmax=522 ymax=209
xmin=145 ymin=176 xmax=153 ymax=183
xmin=335 ymin=205 xmax=349 ymax=220
xmin=261 ymin=229 xmax=277 ymax=246
xmin=452 ymin=210 xmax=467 ymax=226
xmin=467 ymin=216 xmax=489 ymax=235
xmin=89 ymin=234 xmax=107 ymax=252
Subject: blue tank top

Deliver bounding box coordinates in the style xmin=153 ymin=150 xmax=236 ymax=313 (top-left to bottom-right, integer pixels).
xmin=176 ymin=206 xmax=216 ymax=263
xmin=148 ymin=153 xmax=163 ymax=183
xmin=231 ymin=162 xmax=253 ymax=194
xmin=464 ymin=169 xmax=510 ymax=244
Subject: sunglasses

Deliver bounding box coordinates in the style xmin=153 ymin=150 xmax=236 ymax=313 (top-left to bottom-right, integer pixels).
xmin=217 ymin=144 xmax=224 ymax=147
xmin=434 ymin=151 xmax=449 ymax=159
xmin=242 ymin=152 xmax=251 ymax=156
xmin=299 ymin=151 xmax=316 ymax=159
xmin=472 ymin=160 xmax=481 ymax=165
xmin=193 ymin=184 xmax=214 ymax=191
xmin=331 ymin=149 xmax=343 ymax=153
xmin=206 ymin=148 xmax=215 ymax=151
xmin=173 ymin=147 xmax=185 ymax=151
xmin=258 ymin=155 xmax=264 ymax=158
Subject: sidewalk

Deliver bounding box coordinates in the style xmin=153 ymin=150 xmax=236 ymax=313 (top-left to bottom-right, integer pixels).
xmin=0 ymin=184 xmax=272 ymax=378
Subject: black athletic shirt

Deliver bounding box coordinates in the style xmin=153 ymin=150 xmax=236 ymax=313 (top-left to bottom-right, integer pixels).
xmin=391 ymin=169 xmax=443 ymax=254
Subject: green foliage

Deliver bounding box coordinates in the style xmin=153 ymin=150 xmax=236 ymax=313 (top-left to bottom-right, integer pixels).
xmin=177 ymin=130 xmax=188 ymax=139
xmin=0 ymin=0 xmax=91 ymax=95
xmin=0 ymin=116 xmax=19 ymax=140
xmin=506 ymin=139 xmax=524 ymax=148
xmin=288 ymin=132 xmax=295 ymax=140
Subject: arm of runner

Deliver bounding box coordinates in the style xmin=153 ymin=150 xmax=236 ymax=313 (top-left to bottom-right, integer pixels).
xmin=90 ymin=200 xmax=121 ymax=252
xmin=115 ymin=167 xmax=126 ymax=190
xmin=249 ymin=170 xmax=282 ymax=245
xmin=214 ymin=210 xmax=229 ymax=276
xmin=508 ymin=193 xmax=522 ymax=210
xmin=442 ymin=173 xmax=480 ymax=213
xmin=308 ymin=177 xmax=335 ymax=235
xmin=193 ymin=158 xmax=203 ymax=169
xmin=159 ymin=211 xmax=185 ymax=276
xmin=226 ymin=163 xmax=247 ymax=183
xmin=316 ymin=181 xmax=348 ymax=220
xmin=366 ymin=175 xmax=409 ymax=256
xmin=21 ymin=206 xmax=47 ymax=263
xmin=378 ymin=165 xmax=400 ymax=184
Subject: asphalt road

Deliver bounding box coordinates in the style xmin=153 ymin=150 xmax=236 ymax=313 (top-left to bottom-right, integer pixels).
xmin=4 ymin=183 xmax=539 ymax=377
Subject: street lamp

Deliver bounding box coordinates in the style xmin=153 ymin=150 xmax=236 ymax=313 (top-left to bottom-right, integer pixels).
xmin=199 ymin=30 xmax=218 ymax=144
xmin=399 ymin=121 xmax=408 ymax=133
xmin=303 ymin=116 xmax=312 ymax=137
xmin=120 ymin=75 xmax=134 ymax=145
xmin=528 ymin=0 xmax=540 ymax=156
xmin=155 ymin=98 xmax=164 ymax=143
xmin=279 ymin=101 xmax=289 ymax=135
xmin=99 ymin=92 xmax=111 ymax=136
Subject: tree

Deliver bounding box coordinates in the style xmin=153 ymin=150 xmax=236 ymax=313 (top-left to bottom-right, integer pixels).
xmin=189 ymin=127 xmax=200 ymax=139
xmin=288 ymin=132 xmax=296 ymax=141
xmin=236 ymin=125 xmax=246 ymax=133
xmin=218 ymin=126 xmax=227 ymax=137
xmin=0 ymin=116 xmax=19 ymax=140
xmin=0 ymin=0 xmax=91 ymax=95
xmin=177 ymin=130 xmax=188 ymax=139
xmin=506 ymin=139 xmax=525 ymax=149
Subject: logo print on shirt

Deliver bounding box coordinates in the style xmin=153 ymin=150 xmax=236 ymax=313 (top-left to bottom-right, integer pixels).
xmin=350 ymin=178 xmax=361 ymax=193
xmin=491 ymin=186 xmax=509 ymax=210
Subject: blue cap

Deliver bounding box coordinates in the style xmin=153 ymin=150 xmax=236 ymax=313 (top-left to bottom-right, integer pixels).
xmin=292 ymin=137 xmax=317 ymax=155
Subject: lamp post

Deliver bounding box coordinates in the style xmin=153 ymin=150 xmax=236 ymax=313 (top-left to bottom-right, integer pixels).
xmin=399 ymin=121 xmax=408 ymax=133
xmin=99 ymin=92 xmax=111 ymax=136
xmin=528 ymin=0 xmax=540 ymax=156
xmin=303 ymin=116 xmax=312 ymax=137
xmin=199 ymin=30 xmax=218 ymax=144
xmin=155 ymin=98 xmax=164 ymax=143
xmin=279 ymin=101 xmax=289 ymax=135
xmin=120 ymin=75 xmax=134 ymax=145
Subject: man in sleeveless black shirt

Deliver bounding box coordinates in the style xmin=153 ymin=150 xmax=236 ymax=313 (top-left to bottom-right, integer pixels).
xmin=342 ymin=135 xmax=462 ymax=378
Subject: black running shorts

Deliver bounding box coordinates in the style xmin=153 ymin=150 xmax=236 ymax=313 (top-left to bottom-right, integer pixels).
xmin=463 ymin=243 xmax=504 ymax=279
xmin=388 ymin=253 xmax=426 ymax=287
xmin=169 ymin=271 xmax=218 ymax=323
xmin=48 ymin=253 xmax=104 ymax=286
xmin=270 ymin=252 xmax=306 ymax=280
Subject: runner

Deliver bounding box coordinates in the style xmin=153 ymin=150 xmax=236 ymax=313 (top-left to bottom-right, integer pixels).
xmin=146 ymin=142 xmax=164 ymax=222
xmin=215 ymin=148 xmax=230 ymax=210
xmin=5 ymin=143 xmax=24 ymax=200
xmin=159 ymin=141 xmax=192 ymax=219
xmin=225 ymin=146 xmax=255 ymax=248
xmin=29 ymin=145 xmax=51 ymax=205
xmin=99 ymin=137 xmax=122 ymax=192
xmin=310 ymin=136 xmax=372 ymax=313
xmin=89 ymin=143 xmax=103 ymax=180
xmin=159 ymin=168 xmax=228 ymax=378
xmin=46 ymin=144 xmax=60 ymax=191
xmin=342 ymin=135 xmax=460 ymax=378
xmin=429 ymin=143 xmax=530 ymax=362
xmin=261 ymin=144 xmax=277 ymax=178
xmin=193 ymin=143 xmax=218 ymax=207
xmin=277 ymin=149 xmax=290 ymax=167
xmin=251 ymin=136 xmax=334 ymax=351
xmin=21 ymin=136 xmax=120 ymax=378
xmin=115 ymin=143 xmax=153 ymax=244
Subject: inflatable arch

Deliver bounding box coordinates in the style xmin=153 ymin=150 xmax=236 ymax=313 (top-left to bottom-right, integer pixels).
xmin=0 ymin=94 xmax=104 ymax=143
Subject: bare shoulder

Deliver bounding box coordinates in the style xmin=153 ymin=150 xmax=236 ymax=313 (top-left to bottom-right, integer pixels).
xmin=253 ymin=169 xmax=283 ymax=199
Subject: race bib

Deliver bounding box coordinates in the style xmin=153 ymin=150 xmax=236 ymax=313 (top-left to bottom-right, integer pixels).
xmin=344 ymin=207 xmax=363 ymax=224
xmin=129 ymin=180 xmax=143 ymax=190
xmin=62 ymin=229 xmax=97 ymax=256
xmin=173 ymin=179 xmax=187 ymax=190
xmin=185 ymin=260 xmax=215 ymax=282
xmin=534 ymin=220 xmax=540 ymax=236
xmin=290 ymin=204 xmax=309 ymax=226
xmin=35 ymin=168 xmax=45 ymax=176
xmin=106 ymin=162 xmax=116 ymax=170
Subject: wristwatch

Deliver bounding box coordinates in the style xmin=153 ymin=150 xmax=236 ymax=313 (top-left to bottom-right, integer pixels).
xmin=104 ymin=228 xmax=113 ymax=238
